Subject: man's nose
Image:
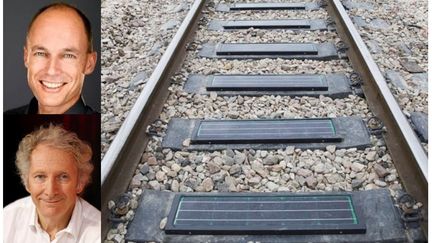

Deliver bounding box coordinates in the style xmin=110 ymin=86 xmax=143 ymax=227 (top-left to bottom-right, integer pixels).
xmin=45 ymin=178 xmax=59 ymax=196
xmin=46 ymin=57 xmax=61 ymax=76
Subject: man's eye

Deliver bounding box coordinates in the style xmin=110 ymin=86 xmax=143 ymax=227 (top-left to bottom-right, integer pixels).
xmin=64 ymin=53 xmax=76 ymax=59
xmin=34 ymin=52 xmax=46 ymax=57
xmin=59 ymin=174 xmax=69 ymax=181
xmin=34 ymin=175 xmax=46 ymax=181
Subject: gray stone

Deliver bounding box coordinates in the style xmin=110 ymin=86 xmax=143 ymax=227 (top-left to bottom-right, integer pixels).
xmin=207 ymin=162 xmax=221 ymax=174
xmin=170 ymin=2 xmax=189 ymax=13
xmin=165 ymin=151 xmax=174 ymax=161
xmin=325 ymin=173 xmax=342 ymax=184
xmin=385 ymin=174 xmax=398 ymax=182
xmin=297 ymin=168 xmax=312 ymax=177
xmin=266 ymin=181 xmax=279 ymax=192
xmin=374 ymin=164 xmax=390 ymax=178
xmin=130 ymin=71 xmax=148 ymax=87
xmin=184 ymin=178 xmax=198 ymax=190
xmin=108 ymin=200 xmax=115 ymax=210
xmin=305 ymin=176 xmax=317 ymax=188
xmin=351 ymin=162 xmax=365 ymax=172
xmin=342 ymin=1 xmax=374 ymax=10
xmin=149 ymin=180 xmax=160 ymax=190
xmin=248 ymin=176 xmax=262 ymax=185
xmin=225 ymin=176 xmax=237 ymax=192
xmin=223 ymin=155 xmax=235 ymax=166
xmin=130 ymin=177 xmax=141 ymax=188
xmin=161 ymin=19 xmax=180 ymax=31
xmin=352 ymin=16 xmax=367 ymax=27
xmin=225 ymin=149 xmax=235 ymax=157
xmin=374 ymin=179 xmax=387 ymax=187
xmin=400 ymin=58 xmax=424 ymax=73
xmin=234 ymin=153 xmax=246 ymax=164
xmin=366 ymin=40 xmax=382 ymax=54
xmin=171 ymin=163 xmax=181 ymax=173
xmin=251 ymin=161 xmax=268 ymax=177
xmin=229 ymin=164 xmax=242 ymax=175
xmin=410 ymin=112 xmax=428 ymax=142
xmin=171 ymin=180 xmax=180 ymax=192
xmin=202 ymin=178 xmax=214 ymax=192
xmin=263 ymin=155 xmax=279 ymax=165
xmin=160 ymin=217 xmax=167 ymax=230
xmin=140 ymin=164 xmax=150 ymax=175
xmin=410 ymin=73 xmax=428 ymax=91
xmin=314 ymin=163 xmax=325 ymax=173
xmin=286 ymin=146 xmax=295 ymax=155
xmin=386 ymin=70 xmax=408 ymax=89
xmin=130 ymin=199 xmax=139 ymax=209
xmin=351 ymin=179 xmax=364 ymax=189
xmin=370 ymin=19 xmax=390 ymax=29
xmin=326 ymin=145 xmax=336 ymax=153
xmin=182 ymin=138 xmax=191 ymax=147
xmin=155 ymin=171 xmax=166 ymax=182
xmin=147 ymin=156 xmax=158 ymax=166
xmin=398 ymin=43 xmax=412 ymax=56
xmin=366 ymin=151 xmax=377 ymax=161
xmin=212 ymin=172 xmax=225 ymax=182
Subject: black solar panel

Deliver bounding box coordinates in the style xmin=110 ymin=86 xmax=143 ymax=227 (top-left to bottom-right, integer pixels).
xmin=165 ymin=194 xmax=366 ymax=234
xmin=191 ymin=119 xmax=342 ymax=144
xmin=231 ymin=3 xmax=306 ymax=10
xmin=216 ymin=43 xmax=319 ymax=56
xmin=223 ymin=20 xmax=311 ymax=29
xmin=207 ymin=75 xmax=328 ymax=91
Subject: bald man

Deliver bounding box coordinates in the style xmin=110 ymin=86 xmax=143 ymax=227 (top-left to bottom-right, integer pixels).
xmin=5 ymin=3 xmax=97 ymax=114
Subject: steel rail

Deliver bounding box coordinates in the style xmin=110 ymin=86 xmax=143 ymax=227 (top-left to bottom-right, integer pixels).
xmin=100 ymin=0 xmax=206 ymax=236
xmin=326 ymin=0 xmax=428 ymax=235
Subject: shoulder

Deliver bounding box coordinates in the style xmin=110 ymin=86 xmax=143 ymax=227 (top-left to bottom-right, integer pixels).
xmin=4 ymin=196 xmax=32 ymax=214
xmin=79 ymin=198 xmax=101 ymax=220
xmin=77 ymin=198 xmax=101 ymax=242
xmin=4 ymin=105 xmax=28 ymax=114
xmin=84 ymin=105 xmax=100 ymax=115
xmin=4 ymin=196 xmax=33 ymax=233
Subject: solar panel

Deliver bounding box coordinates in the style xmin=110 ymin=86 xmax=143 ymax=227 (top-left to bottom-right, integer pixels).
xmin=165 ymin=194 xmax=366 ymax=234
xmin=231 ymin=3 xmax=307 ymax=10
xmin=223 ymin=20 xmax=311 ymax=29
xmin=216 ymin=43 xmax=318 ymax=56
xmin=191 ymin=119 xmax=342 ymax=144
xmin=207 ymin=75 xmax=328 ymax=91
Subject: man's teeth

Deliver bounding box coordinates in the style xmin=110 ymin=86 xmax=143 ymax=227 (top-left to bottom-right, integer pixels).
xmin=42 ymin=81 xmax=63 ymax=88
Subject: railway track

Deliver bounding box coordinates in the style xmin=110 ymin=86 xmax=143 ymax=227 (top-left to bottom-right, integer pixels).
xmin=102 ymin=1 xmax=428 ymax=242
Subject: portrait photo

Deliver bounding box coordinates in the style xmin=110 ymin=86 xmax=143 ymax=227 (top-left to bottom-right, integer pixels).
xmin=4 ymin=0 xmax=101 ymax=114
xmin=3 ymin=115 xmax=101 ymax=242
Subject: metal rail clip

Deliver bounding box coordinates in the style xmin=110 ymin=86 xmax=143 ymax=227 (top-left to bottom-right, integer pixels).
xmin=366 ymin=116 xmax=385 ymax=137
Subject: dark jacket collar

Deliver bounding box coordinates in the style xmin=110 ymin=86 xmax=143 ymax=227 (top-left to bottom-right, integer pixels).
xmin=5 ymin=97 xmax=97 ymax=114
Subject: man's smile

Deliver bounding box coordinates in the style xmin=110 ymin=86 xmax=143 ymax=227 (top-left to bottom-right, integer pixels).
xmin=39 ymin=80 xmax=67 ymax=90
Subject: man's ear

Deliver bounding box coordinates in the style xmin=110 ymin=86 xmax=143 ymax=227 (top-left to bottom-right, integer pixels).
xmin=24 ymin=46 xmax=29 ymax=68
xmin=84 ymin=52 xmax=97 ymax=75
xmin=76 ymin=180 xmax=84 ymax=194
xmin=25 ymin=180 xmax=30 ymax=194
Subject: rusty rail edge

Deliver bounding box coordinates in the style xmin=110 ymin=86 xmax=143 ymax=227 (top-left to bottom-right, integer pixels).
xmin=326 ymin=0 xmax=428 ymax=235
xmin=101 ymin=0 xmax=206 ymax=236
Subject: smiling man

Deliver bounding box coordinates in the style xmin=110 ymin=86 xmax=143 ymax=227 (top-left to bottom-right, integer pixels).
xmin=4 ymin=125 xmax=100 ymax=242
xmin=5 ymin=3 xmax=97 ymax=114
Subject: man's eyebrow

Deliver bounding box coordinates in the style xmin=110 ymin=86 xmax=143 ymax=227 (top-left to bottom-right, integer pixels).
xmin=29 ymin=46 xmax=81 ymax=54
xmin=30 ymin=45 xmax=48 ymax=52
xmin=63 ymin=48 xmax=80 ymax=54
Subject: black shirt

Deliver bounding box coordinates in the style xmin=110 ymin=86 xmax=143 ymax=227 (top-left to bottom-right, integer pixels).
xmin=4 ymin=97 xmax=97 ymax=114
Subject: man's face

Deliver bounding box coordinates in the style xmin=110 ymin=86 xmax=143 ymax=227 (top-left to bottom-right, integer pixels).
xmin=24 ymin=8 xmax=96 ymax=114
xmin=26 ymin=143 xmax=83 ymax=223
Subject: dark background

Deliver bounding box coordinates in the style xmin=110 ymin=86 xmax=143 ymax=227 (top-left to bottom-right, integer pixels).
xmin=3 ymin=115 xmax=101 ymax=210
xmin=3 ymin=0 xmax=101 ymax=112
